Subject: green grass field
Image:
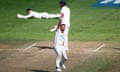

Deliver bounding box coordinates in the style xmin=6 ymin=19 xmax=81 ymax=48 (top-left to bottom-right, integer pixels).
xmin=0 ymin=0 xmax=120 ymax=72
xmin=69 ymin=50 xmax=120 ymax=72
xmin=0 ymin=0 xmax=120 ymax=41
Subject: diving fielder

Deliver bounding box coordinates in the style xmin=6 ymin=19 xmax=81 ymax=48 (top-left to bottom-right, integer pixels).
xmin=17 ymin=8 xmax=60 ymax=19
xmin=54 ymin=0 xmax=70 ymax=72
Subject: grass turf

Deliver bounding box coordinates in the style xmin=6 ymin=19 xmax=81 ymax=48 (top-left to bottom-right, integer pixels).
xmin=69 ymin=52 xmax=120 ymax=72
xmin=0 ymin=0 xmax=120 ymax=41
xmin=0 ymin=0 xmax=120 ymax=72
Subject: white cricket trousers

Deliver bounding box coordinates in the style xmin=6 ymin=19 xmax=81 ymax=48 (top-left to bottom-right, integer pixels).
xmin=54 ymin=46 xmax=68 ymax=68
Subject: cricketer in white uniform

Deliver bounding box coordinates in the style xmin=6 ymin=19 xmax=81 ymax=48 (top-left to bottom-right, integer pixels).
xmin=17 ymin=8 xmax=60 ymax=19
xmin=54 ymin=1 xmax=70 ymax=72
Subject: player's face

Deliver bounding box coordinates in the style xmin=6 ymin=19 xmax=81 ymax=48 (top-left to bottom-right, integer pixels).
xmin=59 ymin=3 xmax=64 ymax=8
xmin=27 ymin=10 xmax=32 ymax=14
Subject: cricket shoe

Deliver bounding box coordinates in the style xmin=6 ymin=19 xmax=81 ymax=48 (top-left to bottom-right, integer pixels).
xmin=62 ymin=64 xmax=66 ymax=70
xmin=56 ymin=67 xmax=62 ymax=72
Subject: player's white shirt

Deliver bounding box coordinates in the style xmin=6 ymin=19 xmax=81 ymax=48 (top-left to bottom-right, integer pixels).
xmin=54 ymin=28 xmax=65 ymax=48
xmin=50 ymin=6 xmax=70 ymax=33
xmin=61 ymin=6 xmax=70 ymax=28
xmin=29 ymin=11 xmax=49 ymax=19
xmin=61 ymin=6 xmax=70 ymax=51
xmin=60 ymin=6 xmax=70 ymax=37
xmin=54 ymin=6 xmax=70 ymax=50
xmin=17 ymin=11 xmax=60 ymax=19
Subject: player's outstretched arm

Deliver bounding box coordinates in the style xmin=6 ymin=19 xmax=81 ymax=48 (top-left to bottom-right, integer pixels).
xmin=17 ymin=13 xmax=32 ymax=19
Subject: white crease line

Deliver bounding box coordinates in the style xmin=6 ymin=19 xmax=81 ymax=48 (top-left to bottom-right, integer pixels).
xmin=24 ymin=42 xmax=37 ymax=50
xmin=93 ymin=44 xmax=105 ymax=52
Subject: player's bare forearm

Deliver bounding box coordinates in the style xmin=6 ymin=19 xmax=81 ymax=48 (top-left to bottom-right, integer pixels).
xmin=60 ymin=24 xmax=65 ymax=33
xmin=57 ymin=20 xmax=61 ymax=30
xmin=63 ymin=41 xmax=64 ymax=46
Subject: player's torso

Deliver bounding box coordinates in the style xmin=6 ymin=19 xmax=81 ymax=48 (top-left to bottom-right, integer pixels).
xmin=54 ymin=28 xmax=65 ymax=47
xmin=61 ymin=6 xmax=70 ymax=25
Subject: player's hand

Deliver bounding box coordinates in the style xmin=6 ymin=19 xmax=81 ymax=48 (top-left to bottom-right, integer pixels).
xmin=16 ymin=14 xmax=26 ymax=19
xmin=49 ymin=25 xmax=57 ymax=32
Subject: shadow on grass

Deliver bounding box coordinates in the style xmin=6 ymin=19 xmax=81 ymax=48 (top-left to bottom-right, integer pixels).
xmin=33 ymin=46 xmax=53 ymax=50
xmin=114 ymin=48 xmax=120 ymax=50
xmin=28 ymin=69 xmax=55 ymax=72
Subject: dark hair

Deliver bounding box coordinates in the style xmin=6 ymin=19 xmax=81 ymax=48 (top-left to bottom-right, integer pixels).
xmin=26 ymin=8 xmax=32 ymax=12
xmin=59 ymin=1 xmax=67 ymax=5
